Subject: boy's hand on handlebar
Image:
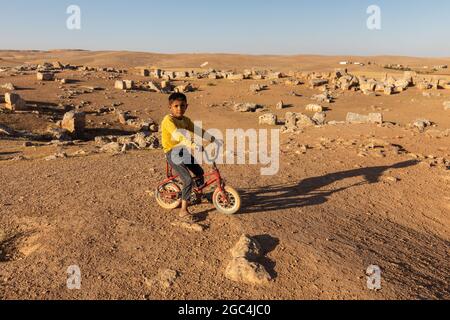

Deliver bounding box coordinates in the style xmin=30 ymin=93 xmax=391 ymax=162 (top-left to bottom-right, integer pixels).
xmin=194 ymin=144 xmax=204 ymax=153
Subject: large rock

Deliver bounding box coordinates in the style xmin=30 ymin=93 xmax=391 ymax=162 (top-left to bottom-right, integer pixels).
xmin=61 ymin=111 xmax=86 ymax=135
xmin=346 ymin=112 xmax=383 ymax=124
xmin=4 ymin=92 xmax=26 ymax=111
xmin=230 ymin=235 xmax=263 ymax=260
xmin=224 ymin=258 xmax=271 ymax=286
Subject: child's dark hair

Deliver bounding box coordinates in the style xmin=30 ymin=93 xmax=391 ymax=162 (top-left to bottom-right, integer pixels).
xmin=169 ymin=92 xmax=187 ymax=104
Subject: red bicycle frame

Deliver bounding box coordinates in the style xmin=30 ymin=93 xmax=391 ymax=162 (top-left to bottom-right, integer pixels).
xmin=159 ymin=160 xmax=229 ymax=201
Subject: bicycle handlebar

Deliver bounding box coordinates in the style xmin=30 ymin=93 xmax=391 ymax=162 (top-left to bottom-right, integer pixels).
xmin=202 ymin=140 xmax=223 ymax=164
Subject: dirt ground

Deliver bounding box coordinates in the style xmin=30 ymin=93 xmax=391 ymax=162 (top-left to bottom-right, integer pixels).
xmin=0 ymin=50 xmax=449 ymax=300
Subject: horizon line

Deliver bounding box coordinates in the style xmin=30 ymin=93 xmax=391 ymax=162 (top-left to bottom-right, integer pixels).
xmin=0 ymin=48 xmax=450 ymax=60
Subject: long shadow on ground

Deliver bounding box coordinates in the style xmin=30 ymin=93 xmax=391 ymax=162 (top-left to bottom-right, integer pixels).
xmin=240 ymin=160 xmax=419 ymax=214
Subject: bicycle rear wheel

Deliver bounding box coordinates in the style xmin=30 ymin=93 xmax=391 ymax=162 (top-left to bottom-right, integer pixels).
xmin=155 ymin=182 xmax=182 ymax=210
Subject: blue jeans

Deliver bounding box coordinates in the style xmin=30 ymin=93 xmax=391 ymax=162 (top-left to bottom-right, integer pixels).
xmin=166 ymin=148 xmax=205 ymax=201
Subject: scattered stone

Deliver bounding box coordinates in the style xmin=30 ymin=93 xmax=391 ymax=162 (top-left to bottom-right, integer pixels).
xmin=174 ymin=83 xmax=194 ymax=93
xmin=285 ymin=79 xmax=300 ymax=86
xmin=312 ymin=112 xmax=327 ymax=125
xmin=250 ymin=84 xmax=265 ymax=93
xmin=296 ymin=113 xmax=316 ymax=127
xmin=47 ymin=127 xmax=71 ymax=141
xmin=285 ymin=112 xmax=298 ymax=129
xmin=417 ymin=81 xmax=432 ymax=90
xmin=305 ymin=104 xmax=323 ymax=113
xmin=160 ymin=80 xmax=172 ymax=90
xmin=346 ymin=112 xmax=383 ymax=124
xmin=227 ymin=74 xmax=245 ymax=80
xmin=259 ymin=113 xmax=277 ymax=126
xmin=115 ymin=80 xmax=134 ymax=90
xmin=1 ymin=83 xmax=15 ymax=91
xmin=117 ymin=111 xmax=129 ymax=125
xmin=275 ymin=101 xmax=286 ymax=110
xmin=412 ymin=119 xmax=432 ymax=132
xmin=384 ymin=86 xmax=394 ymax=95
xmin=267 ymin=72 xmax=282 ymax=80
xmin=37 ymin=72 xmax=54 ymax=81
xmin=148 ymin=81 xmax=161 ymax=92
xmin=95 ymin=136 xmax=112 ymax=145
xmin=4 ymin=93 xmax=26 ymax=111
xmin=121 ymin=142 xmax=139 ymax=152
xmin=124 ymin=80 xmax=134 ymax=90
xmin=282 ymin=112 xmax=315 ymax=130
xmin=45 ymin=152 xmax=67 ymax=161
xmin=309 ymin=79 xmax=329 ymax=88
xmin=100 ymin=142 xmax=122 ymax=154
xmin=61 ymin=111 xmax=86 ymax=136
xmin=311 ymin=93 xmax=332 ymax=103
xmin=233 ymin=103 xmax=262 ymax=113
xmin=115 ymin=80 xmax=126 ymax=90
xmin=140 ymin=69 xmax=150 ymax=77
xmin=174 ymin=71 xmax=188 ymax=79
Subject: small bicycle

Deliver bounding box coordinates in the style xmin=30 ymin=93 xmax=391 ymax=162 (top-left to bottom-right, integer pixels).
xmin=155 ymin=142 xmax=241 ymax=215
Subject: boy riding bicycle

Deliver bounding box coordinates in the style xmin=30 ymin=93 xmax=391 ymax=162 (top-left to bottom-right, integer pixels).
xmin=161 ymin=92 xmax=216 ymax=223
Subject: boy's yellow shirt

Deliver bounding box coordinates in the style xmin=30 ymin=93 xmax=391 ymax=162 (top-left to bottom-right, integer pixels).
xmin=161 ymin=115 xmax=196 ymax=153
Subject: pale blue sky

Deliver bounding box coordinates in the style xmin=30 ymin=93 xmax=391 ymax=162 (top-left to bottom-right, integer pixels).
xmin=1 ymin=0 xmax=449 ymax=56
